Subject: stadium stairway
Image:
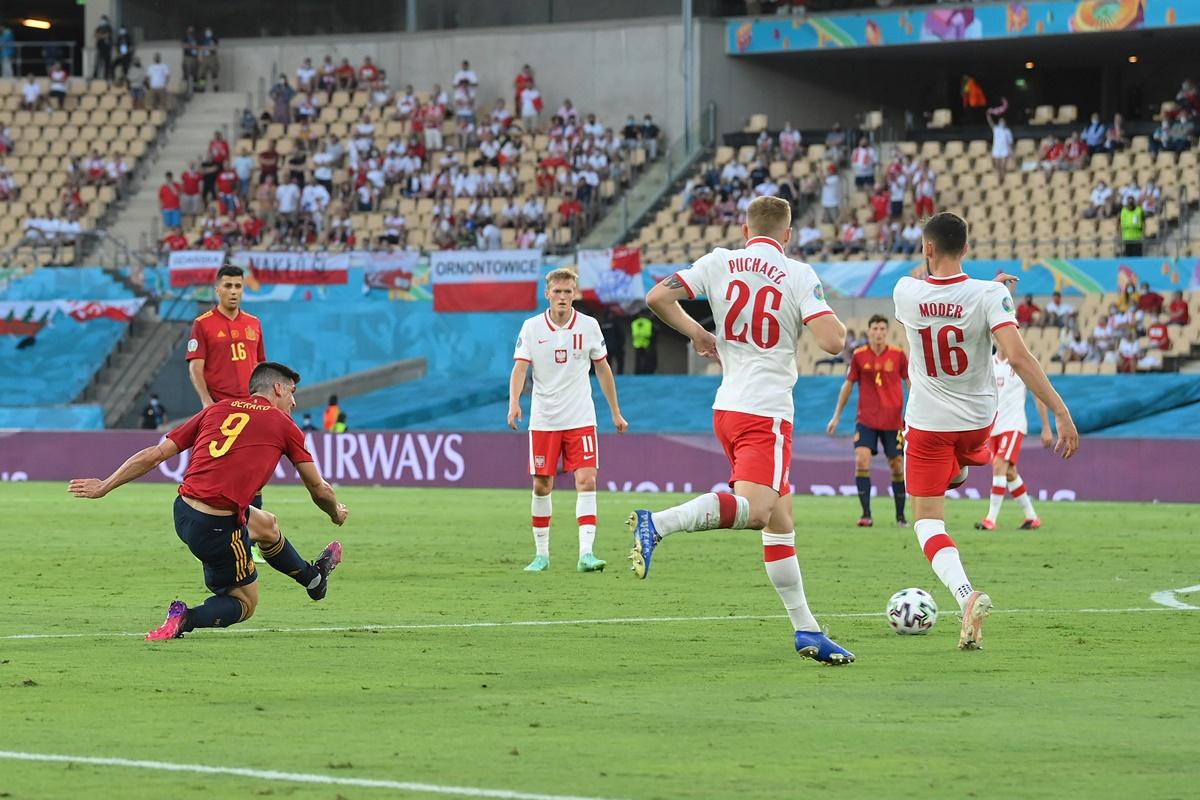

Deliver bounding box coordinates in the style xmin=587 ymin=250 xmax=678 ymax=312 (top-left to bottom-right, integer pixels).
xmin=104 ymin=92 xmax=247 ymax=255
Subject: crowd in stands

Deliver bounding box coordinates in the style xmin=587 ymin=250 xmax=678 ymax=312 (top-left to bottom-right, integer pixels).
xmin=156 ymin=57 xmax=662 ymax=255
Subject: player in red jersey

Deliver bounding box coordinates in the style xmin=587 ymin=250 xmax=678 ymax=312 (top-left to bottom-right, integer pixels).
xmin=628 ymin=196 xmax=855 ymax=665
xmin=893 ymin=212 xmax=1078 ymax=650
xmin=69 ymin=362 xmax=348 ymax=641
xmin=825 ymin=314 xmax=910 ymax=527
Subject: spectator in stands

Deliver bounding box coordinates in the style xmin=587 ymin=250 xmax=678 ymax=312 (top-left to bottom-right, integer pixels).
xmin=317 ymin=55 xmax=337 ymax=97
xmin=1147 ymin=314 xmax=1171 ymax=352
xmin=270 ymin=75 xmax=295 ymax=125
xmin=295 ymin=92 xmax=319 ymax=123
xmin=1141 ymin=179 xmax=1162 ymax=216
xmin=20 ymin=74 xmax=41 ymax=111
xmin=912 ymin=160 xmax=936 ymax=219
xmin=1083 ymin=180 xmax=1115 ymax=219
xmin=256 ymin=175 xmax=277 ymax=230
xmin=126 ymin=57 xmax=146 ymax=109
xmin=1138 ymin=282 xmax=1164 ymax=316
xmin=0 ymin=166 xmax=17 ymax=202
xmin=836 ymin=215 xmax=865 ymax=255
xmin=796 ymin=217 xmax=823 ymax=257
xmin=46 ymin=62 xmax=68 ymax=109
xmin=358 ymin=56 xmax=379 ymax=86
xmin=824 ymin=123 xmax=846 ymax=165
xmin=1060 ymin=330 xmax=1089 ymax=363
xmin=1081 ymin=112 xmax=1106 ymax=155
xmin=1043 ymin=292 xmax=1074 ymax=328
xmin=641 ymin=114 xmax=661 ymax=161
xmin=393 ymin=85 xmax=417 ymax=129
xmin=1038 ymin=136 xmax=1065 ymax=172
xmin=819 ymin=164 xmax=842 ymax=224
xmin=1016 ymin=294 xmax=1040 ymax=326
xmin=1100 ymin=113 xmax=1126 ymax=152
xmin=867 ymin=184 xmax=889 ymax=222
xmin=258 ymin=139 xmax=280 ymax=186
xmin=323 ymin=396 xmax=341 ymax=432
xmin=690 ymin=189 xmax=714 ymax=225
xmin=1120 ymin=194 xmax=1145 ymax=256
xmin=1063 ymin=132 xmax=1087 ymax=170
xmin=1168 ymin=290 xmax=1190 ymax=326
xmin=887 ymin=170 xmax=908 ymax=220
xmin=208 ymin=130 xmax=230 ymax=169
xmin=181 ymin=26 xmax=199 ymax=88
xmin=301 ymin=181 xmax=331 ymax=232
xmin=899 ymin=217 xmax=922 ymax=255
xmin=1117 ymin=329 xmax=1141 ymax=373
xmin=0 ymin=25 xmax=13 ymax=79
xmin=84 ymin=150 xmax=106 ymax=185
xmin=179 ymin=161 xmax=202 ymax=219
xmin=0 ymin=126 xmax=11 ymax=156
xmin=987 ymin=112 xmax=1013 ymax=178
xmin=93 ymin=15 xmax=113 ymax=80
xmin=242 ymin=209 xmax=265 ymax=245
xmin=275 ymin=176 xmax=301 ymax=231
xmin=1109 ymin=300 xmax=1134 ymax=331
xmin=162 ymin=226 xmax=189 ymax=251
xmin=850 ymin=137 xmax=877 ymax=188
xmin=140 ymin=394 xmax=168 ymax=429
xmin=114 ymin=26 xmax=133 ymax=80
xmin=198 ymin=27 xmax=220 ymax=91
xmin=514 ymin=63 xmax=535 ymax=109
xmin=1150 ymin=119 xmax=1173 ymax=155
xmin=301 ymin=414 xmax=317 ymax=433
xmin=754 ymin=128 xmax=773 ymax=161
xmin=557 ymin=98 xmax=580 ymax=126
xmin=159 ymin=172 xmax=182 ymax=230
xmin=233 ymin=148 xmax=254 ymax=200
xmin=145 ymin=53 xmax=170 ymax=111
xmin=778 ymin=122 xmax=802 ymax=166
xmin=296 ymin=57 xmax=316 ymax=93
xmin=424 ymin=100 xmax=447 ymax=151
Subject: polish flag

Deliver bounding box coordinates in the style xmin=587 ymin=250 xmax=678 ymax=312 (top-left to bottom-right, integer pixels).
xmin=576 ymin=246 xmax=643 ymax=305
xmin=431 ymin=249 xmax=542 ymax=312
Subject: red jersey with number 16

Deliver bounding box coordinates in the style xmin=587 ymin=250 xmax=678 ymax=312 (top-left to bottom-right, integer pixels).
xmin=166 ymin=396 xmax=313 ymax=517
xmin=186 ymin=308 xmax=266 ymax=401
xmin=847 ymin=344 xmax=908 ymax=430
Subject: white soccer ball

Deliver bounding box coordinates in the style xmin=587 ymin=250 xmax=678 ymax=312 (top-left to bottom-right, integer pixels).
xmin=886 ymin=588 xmax=939 ymax=635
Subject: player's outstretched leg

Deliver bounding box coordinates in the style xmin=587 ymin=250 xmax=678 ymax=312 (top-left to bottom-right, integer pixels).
xmin=627 ymin=491 xmax=753 ymax=578
xmin=527 ymin=487 xmax=552 ymax=571
xmin=1008 ymin=473 xmax=1040 ymax=529
xmin=915 ymin=519 xmax=991 ymax=649
xmin=762 ymin=529 xmax=855 ymax=665
xmin=147 ymin=591 xmax=255 ymax=641
xmin=305 ymin=540 xmax=343 ymax=601
xmin=248 ymin=508 xmax=338 ymax=600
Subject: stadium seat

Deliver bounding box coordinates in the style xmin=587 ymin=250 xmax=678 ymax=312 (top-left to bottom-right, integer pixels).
xmin=928 ymin=108 xmax=952 ymax=129
xmin=1030 ymin=105 xmax=1055 ymax=125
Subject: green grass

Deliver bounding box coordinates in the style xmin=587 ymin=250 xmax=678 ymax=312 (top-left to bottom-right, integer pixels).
xmin=1 ymin=482 xmax=1197 ymax=799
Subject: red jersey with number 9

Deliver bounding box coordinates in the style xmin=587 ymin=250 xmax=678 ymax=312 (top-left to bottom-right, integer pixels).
xmin=186 ymin=308 xmax=266 ymax=402
xmin=672 ymin=236 xmax=832 ymax=420
xmin=893 ymin=273 xmax=1018 ymax=432
xmin=166 ymin=396 xmax=313 ymax=516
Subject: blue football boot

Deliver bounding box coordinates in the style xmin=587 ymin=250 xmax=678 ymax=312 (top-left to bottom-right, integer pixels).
xmin=626 ymin=510 xmax=659 ymax=579
xmin=794 ymin=630 xmax=856 ymax=665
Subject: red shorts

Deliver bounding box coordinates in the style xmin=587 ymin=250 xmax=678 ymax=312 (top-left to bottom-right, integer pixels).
xmin=914 ymin=196 xmax=935 ymax=218
xmin=713 ymin=410 xmax=792 ymax=495
xmin=528 ymin=426 xmax=598 ymax=476
xmin=903 ymin=422 xmax=994 ymax=497
xmin=989 ymin=430 xmax=1024 ymax=465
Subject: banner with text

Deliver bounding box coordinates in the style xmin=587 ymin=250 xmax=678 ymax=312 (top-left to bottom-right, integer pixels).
xmin=430 ymin=249 xmax=542 ymax=312
xmin=167 ymin=251 xmax=226 ymax=287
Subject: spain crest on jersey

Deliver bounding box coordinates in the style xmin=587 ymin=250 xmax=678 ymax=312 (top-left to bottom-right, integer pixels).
xmin=245 ymin=327 xmax=258 ymax=341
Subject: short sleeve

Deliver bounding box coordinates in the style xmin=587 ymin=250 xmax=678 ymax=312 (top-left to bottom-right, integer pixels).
xmin=589 ymin=319 xmax=608 ymax=362
xmin=185 ymin=319 xmax=206 ymax=361
xmin=165 ymin=409 xmax=205 ymax=451
xmin=898 ymin=349 xmax=910 ymax=380
xmin=986 ymin=284 xmax=1019 ymax=332
xmin=798 ymin=264 xmax=834 ymax=325
xmin=892 ymin=278 xmax=912 ymax=327
xmin=513 ymin=320 xmax=532 ymax=363
xmin=673 ymin=251 xmax=718 ymax=301
xmin=256 ymin=327 xmax=266 ymax=362
xmin=283 ymin=418 xmax=315 ymax=467
xmin=847 ymin=352 xmax=860 ymax=383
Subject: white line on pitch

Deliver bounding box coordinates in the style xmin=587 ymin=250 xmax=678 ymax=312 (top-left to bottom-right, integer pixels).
xmin=0 ymin=606 xmax=1191 ymax=642
xmin=0 ymin=750 xmax=619 ymax=800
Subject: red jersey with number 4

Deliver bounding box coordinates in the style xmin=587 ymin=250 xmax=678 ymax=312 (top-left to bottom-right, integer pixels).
xmin=893 ymin=273 xmax=1018 ymax=432
xmin=847 ymin=344 xmax=908 ymax=430
xmin=166 ymin=396 xmax=314 ymax=515
xmin=186 ymin=308 xmax=266 ymax=402
xmin=673 ymin=236 xmax=832 ymax=420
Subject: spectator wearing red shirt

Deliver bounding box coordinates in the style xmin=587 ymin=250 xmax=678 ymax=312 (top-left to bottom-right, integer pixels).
xmin=1039 ymin=137 xmax=1064 ymax=172
xmin=1016 ymin=294 xmax=1040 ymax=326
xmin=558 ymin=192 xmax=583 ymax=225
xmin=208 ymin=131 xmax=230 ymax=167
xmin=1146 ymin=316 xmax=1171 ymax=351
xmin=1137 ymin=281 xmax=1164 ymax=315
xmin=689 ymin=190 xmax=714 ymax=224
xmin=180 ymin=161 xmax=202 ymax=218
xmin=869 ymin=186 xmax=889 ymax=222
xmin=216 ymin=165 xmax=238 ymax=212
xmin=162 ymin=227 xmax=189 ymax=251
xmin=1063 ymin=132 xmax=1088 ymax=170
xmin=242 ymin=212 xmax=265 ymax=244
xmin=335 ymin=58 xmax=355 ymax=90
xmin=203 ymin=232 xmax=225 ymax=250
xmin=159 ymin=172 xmax=182 ymax=229
xmin=514 ymin=64 xmax=535 ymax=111
xmin=1168 ymin=290 xmax=1189 ymax=326
xmin=358 ymin=56 xmax=379 ymax=85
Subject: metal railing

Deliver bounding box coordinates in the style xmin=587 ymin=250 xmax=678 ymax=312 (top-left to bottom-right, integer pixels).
xmin=0 ymin=41 xmax=79 ymax=77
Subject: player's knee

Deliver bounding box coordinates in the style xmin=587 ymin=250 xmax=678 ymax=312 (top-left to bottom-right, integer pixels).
xmin=575 ymin=474 xmax=597 ymax=492
xmin=1006 ymin=465 xmax=1018 ymax=481
xmin=746 ymin=509 xmax=772 ymax=530
xmin=992 ymin=459 xmax=1008 ymax=476
xmin=532 ymin=476 xmax=553 ymax=496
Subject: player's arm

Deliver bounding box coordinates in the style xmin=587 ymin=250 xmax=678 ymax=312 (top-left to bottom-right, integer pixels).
xmin=806 ymin=313 xmax=846 ymax=356
xmin=826 ymin=378 xmax=854 ymax=437
xmin=188 ymin=358 xmax=215 ymax=407
xmin=646 ymin=276 xmax=718 ymax=359
xmin=68 ymin=438 xmax=182 ymax=499
xmin=507 ymin=359 xmax=529 ymax=430
xmin=593 ymin=356 xmax=628 ymax=433
xmin=295 ymin=461 xmax=348 ymax=525
xmin=1035 ymin=397 xmax=1053 ymax=447
xmin=993 ymin=325 xmax=1078 ymax=458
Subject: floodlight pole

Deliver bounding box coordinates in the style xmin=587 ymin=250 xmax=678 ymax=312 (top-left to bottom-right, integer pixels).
xmin=682 ymin=0 xmax=694 ymax=154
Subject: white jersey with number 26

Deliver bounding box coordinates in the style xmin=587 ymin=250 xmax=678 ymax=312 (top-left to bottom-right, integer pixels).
xmin=893 ymin=273 xmax=1018 ymax=432
xmin=674 ymin=236 xmax=833 ymax=420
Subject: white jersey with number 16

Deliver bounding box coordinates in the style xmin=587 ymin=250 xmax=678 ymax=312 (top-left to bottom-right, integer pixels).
xmin=673 ymin=236 xmax=833 ymax=420
xmin=893 ymin=273 xmax=1018 ymax=432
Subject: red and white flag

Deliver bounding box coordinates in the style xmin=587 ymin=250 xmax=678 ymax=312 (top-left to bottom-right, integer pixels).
xmin=576 ymin=247 xmax=643 ymax=304
xmin=363 ymin=251 xmax=421 ymax=292
xmin=167 ymin=250 xmax=224 ymax=287
xmin=61 ymin=298 xmax=146 ymax=323
xmin=233 ymin=251 xmax=349 ymax=285
xmin=430 ymin=249 xmax=542 ymax=312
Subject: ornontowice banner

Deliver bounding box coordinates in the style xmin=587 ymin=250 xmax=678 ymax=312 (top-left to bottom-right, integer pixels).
xmin=430 ymin=249 xmax=542 ymax=312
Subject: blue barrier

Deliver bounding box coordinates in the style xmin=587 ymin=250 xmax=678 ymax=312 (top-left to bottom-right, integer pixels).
xmin=0 ymin=404 xmax=104 ymax=430
xmin=2 ymin=267 xmax=134 ymax=300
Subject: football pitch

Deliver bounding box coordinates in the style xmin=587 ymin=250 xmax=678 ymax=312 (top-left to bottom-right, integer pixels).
xmin=1 ymin=482 xmax=1197 ymax=799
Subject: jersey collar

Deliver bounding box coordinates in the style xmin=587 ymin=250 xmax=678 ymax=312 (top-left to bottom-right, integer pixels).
xmin=746 ymin=236 xmax=784 ymax=253
xmin=214 ymin=305 xmax=241 ymax=321
xmin=925 ymin=273 xmax=969 ymax=285
xmin=543 ymin=309 xmax=577 ymax=331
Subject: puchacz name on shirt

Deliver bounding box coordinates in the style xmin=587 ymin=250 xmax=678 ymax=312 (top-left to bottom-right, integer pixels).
xmin=728 ymin=257 xmax=787 ymax=285
xmin=918 ymin=302 xmax=965 ymax=319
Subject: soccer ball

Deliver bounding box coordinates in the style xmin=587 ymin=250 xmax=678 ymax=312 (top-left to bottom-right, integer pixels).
xmin=886 ymin=588 xmax=939 ymax=635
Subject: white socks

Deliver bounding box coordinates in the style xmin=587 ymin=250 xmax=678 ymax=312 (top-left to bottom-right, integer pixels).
xmin=762 ymin=530 xmax=819 ymax=632
xmin=531 ymin=492 xmax=551 ymax=557
xmin=986 ymin=475 xmax=1006 ymax=522
xmin=576 ymin=491 xmax=597 ymax=557
xmin=915 ymin=519 xmax=974 ymax=610
xmin=652 ymin=492 xmax=750 ymax=537
xmin=1008 ymin=476 xmax=1037 ymax=519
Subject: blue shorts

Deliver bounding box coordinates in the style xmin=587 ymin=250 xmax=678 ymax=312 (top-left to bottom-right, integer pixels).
xmin=854 ymin=423 xmax=903 ymax=460
xmin=162 ymin=209 xmax=181 ymax=229
xmin=173 ymin=496 xmax=257 ymax=594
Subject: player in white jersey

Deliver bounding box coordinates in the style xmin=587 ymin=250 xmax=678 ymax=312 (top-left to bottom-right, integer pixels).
xmin=508 ymin=268 xmax=628 ymax=573
xmin=973 ymin=349 xmax=1052 ymax=531
xmin=627 ymin=196 xmax=856 ymax=665
xmin=893 ymin=212 xmax=1078 ymax=650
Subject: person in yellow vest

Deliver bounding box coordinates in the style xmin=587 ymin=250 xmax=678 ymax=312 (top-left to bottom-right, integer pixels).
xmin=631 ymin=314 xmax=656 ymax=374
xmin=1120 ymin=194 xmax=1144 ymax=257
xmin=333 ymin=412 xmax=348 ymax=433
xmin=323 ymin=395 xmax=340 ymax=432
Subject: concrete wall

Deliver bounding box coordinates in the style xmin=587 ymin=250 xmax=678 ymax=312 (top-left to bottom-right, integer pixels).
xmin=140 ymin=17 xmax=690 ymax=138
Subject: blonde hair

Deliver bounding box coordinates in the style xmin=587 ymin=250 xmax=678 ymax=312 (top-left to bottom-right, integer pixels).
xmin=545 ymin=267 xmax=579 ymax=286
xmin=746 ymin=196 xmax=792 ymax=238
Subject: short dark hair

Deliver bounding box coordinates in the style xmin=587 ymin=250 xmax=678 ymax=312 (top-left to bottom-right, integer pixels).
xmin=216 ymin=265 xmax=244 ymax=281
xmin=249 ymin=361 xmax=300 ymax=395
xmin=922 ymin=212 xmax=968 ymax=258
xmin=328 ymin=394 xmax=338 ymax=405
xmin=868 ymin=314 xmax=889 ymax=327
